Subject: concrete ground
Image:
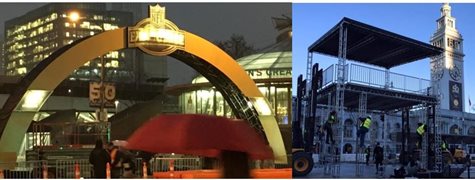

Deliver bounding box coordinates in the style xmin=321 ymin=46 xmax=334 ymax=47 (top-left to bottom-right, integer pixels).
xmin=298 ymin=163 xmax=475 ymax=179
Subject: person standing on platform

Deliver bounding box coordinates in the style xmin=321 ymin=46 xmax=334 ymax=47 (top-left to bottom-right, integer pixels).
xmin=324 ymin=110 xmax=337 ymax=144
xmin=373 ymin=142 xmax=384 ymax=174
xmin=357 ymin=115 xmax=372 ymax=148
xmin=89 ymin=140 xmax=111 ymax=178
xmin=416 ymin=123 xmax=427 ymax=149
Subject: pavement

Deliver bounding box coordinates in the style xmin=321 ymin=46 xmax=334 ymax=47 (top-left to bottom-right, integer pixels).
xmin=298 ymin=163 xmax=475 ymax=179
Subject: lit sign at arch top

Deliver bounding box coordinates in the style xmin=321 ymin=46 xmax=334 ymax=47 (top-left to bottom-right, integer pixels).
xmin=128 ymin=4 xmax=185 ymax=56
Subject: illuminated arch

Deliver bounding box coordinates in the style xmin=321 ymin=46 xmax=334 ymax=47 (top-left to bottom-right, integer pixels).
xmin=0 ymin=28 xmax=287 ymax=163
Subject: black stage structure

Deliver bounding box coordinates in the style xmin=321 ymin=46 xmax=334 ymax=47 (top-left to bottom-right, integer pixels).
xmin=293 ymin=17 xmax=448 ymax=177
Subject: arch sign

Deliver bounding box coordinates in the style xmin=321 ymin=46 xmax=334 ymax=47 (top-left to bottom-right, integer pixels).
xmin=0 ymin=4 xmax=287 ymax=163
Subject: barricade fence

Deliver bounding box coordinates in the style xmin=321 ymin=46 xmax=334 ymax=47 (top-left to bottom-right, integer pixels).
xmin=55 ymin=159 xmax=92 ymax=179
xmin=0 ymin=160 xmax=46 ymax=179
xmin=1 ymin=156 xmax=290 ymax=178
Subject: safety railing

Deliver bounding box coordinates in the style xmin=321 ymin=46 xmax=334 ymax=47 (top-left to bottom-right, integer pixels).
xmin=321 ymin=63 xmax=432 ymax=95
xmin=55 ymin=159 xmax=92 ymax=178
xmin=0 ymin=160 xmax=46 ymax=179
xmin=1 ymin=156 xmax=290 ymax=179
xmin=150 ymin=157 xmax=202 ymax=172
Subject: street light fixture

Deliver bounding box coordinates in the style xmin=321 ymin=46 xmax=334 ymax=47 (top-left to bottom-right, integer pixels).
xmin=68 ymin=11 xmax=80 ymax=22
xmin=67 ymin=11 xmax=108 ymax=121
xmin=66 ymin=11 xmax=110 ymax=142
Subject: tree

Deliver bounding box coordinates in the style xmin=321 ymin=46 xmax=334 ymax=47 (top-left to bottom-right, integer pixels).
xmin=215 ymin=34 xmax=256 ymax=60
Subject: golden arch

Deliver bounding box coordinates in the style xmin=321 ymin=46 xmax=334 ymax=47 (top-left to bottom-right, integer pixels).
xmin=0 ymin=28 xmax=287 ymax=163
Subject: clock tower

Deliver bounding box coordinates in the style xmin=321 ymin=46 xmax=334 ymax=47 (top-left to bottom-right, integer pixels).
xmin=430 ymin=3 xmax=465 ymax=111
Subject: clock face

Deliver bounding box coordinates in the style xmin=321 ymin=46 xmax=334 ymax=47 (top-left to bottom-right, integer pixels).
xmin=431 ymin=60 xmax=444 ymax=81
xmin=450 ymin=65 xmax=462 ymax=81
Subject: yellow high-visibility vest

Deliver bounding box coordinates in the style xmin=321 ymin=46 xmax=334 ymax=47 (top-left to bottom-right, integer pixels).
xmin=362 ymin=118 xmax=371 ymax=129
xmin=441 ymin=142 xmax=447 ymax=150
xmin=417 ymin=124 xmax=425 ymax=135
xmin=328 ymin=115 xmax=335 ymax=123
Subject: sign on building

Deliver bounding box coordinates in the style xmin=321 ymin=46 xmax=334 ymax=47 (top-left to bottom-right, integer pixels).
xmin=89 ymin=82 xmax=116 ymax=108
xmin=449 ymin=81 xmax=463 ymax=111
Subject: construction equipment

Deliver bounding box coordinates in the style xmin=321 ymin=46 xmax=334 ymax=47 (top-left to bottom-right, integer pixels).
xmin=292 ymin=63 xmax=323 ymax=177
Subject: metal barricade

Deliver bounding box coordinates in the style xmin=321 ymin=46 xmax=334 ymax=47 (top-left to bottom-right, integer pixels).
xmin=55 ymin=159 xmax=92 ymax=179
xmin=0 ymin=160 xmax=45 ymax=179
xmin=150 ymin=157 xmax=202 ymax=172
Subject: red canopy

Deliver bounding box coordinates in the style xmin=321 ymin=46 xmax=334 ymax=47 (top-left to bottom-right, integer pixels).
xmin=126 ymin=114 xmax=273 ymax=160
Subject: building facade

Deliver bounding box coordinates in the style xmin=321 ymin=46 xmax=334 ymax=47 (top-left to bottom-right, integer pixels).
xmin=167 ymin=17 xmax=292 ymax=125
xmin=430 ymin=3 xmax=465 ymax=112
xmin=3 ymin=3 xmax=138 ymax=83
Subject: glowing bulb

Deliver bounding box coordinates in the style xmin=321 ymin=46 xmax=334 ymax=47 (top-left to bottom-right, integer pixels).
xmin=68 ymin=12 xmax=80 ymax=22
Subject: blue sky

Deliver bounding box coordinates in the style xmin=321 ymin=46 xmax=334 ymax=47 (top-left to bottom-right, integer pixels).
xmin=292 ymin=3 xmax=475 ymax=113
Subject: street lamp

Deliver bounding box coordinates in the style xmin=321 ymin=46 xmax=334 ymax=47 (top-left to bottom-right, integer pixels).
xmin=67 ymin=11 xmax=110 ymax=143
xmin=67 ymin=11 xmax=107 ymax=122
xmin=68 ymin=12 xmax=80 ymax=22
xmin=115 ymin=100 xmax=119 ymax=114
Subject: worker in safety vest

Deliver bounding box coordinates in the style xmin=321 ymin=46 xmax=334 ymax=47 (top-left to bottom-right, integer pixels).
xmin=357 ymin=115 xmax=372 ymax=148
xmin=416 ymin=123 xmax=427 ymax=149
xmin=441 ymin=139 xmax=448 ymax=151
xmin=324 ymin=110 xmax=337 ymax=144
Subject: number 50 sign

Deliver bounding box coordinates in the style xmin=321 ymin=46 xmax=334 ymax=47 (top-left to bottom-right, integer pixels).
xmin=89 ymin=82 xmax=116 ymax=108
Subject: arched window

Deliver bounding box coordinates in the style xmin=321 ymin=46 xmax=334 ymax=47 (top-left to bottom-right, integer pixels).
xmin=468 ymin=126 xmax=475 ymax=136
xmin=450 ymin=124 xmax=460 ymax=135
xmin=344 ymin=143 xmax=353 ymax=154
xmin=344 ymin=119 xmax=353 ymax=138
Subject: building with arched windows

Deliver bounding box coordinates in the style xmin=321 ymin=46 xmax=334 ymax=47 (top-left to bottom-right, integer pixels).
xmin=166 ymin=16 xmax=292 ymax=125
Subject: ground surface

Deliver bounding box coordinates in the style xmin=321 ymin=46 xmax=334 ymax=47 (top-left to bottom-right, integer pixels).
xmin=298 ymin=163 xmax=475 ymax=179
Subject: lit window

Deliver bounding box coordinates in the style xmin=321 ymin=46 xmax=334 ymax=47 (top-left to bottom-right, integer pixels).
xmin=84 ymin=61 xmax=90 ymax=66
xmin=80 ymin=21 xmax=90 ymax=29
xmin=17 ymin=67 xmax=27 ymax=75
xmin=111 ymin=60 xmax=119 ymax=68
xmin=65 ymin=22 xmax=70 ymax=27
xmin=66 ymin=32 xmax=70 ymax=37
xmin=90 ymin=31 xmax=94 ymax=36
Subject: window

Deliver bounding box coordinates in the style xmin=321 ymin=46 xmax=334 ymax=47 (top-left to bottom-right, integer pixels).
xmin=448 ymin=20 xmax=454 ymax=28
xmin=469 ymin=146 xmax=475 ymax=154
xmin=450 ymin=124 xmax=460 ymax=135
xmin=468 ymin=127 xmax=475 ymax=136
xmin=344 ymin=119 xmax=353 ymax=138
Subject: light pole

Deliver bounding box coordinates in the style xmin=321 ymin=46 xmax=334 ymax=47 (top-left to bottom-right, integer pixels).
xmin=68 ymin=11 xmax=109 ymax=142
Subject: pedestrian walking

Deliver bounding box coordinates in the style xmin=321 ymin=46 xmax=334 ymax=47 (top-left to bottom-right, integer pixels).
xmin=373 ymin=142 xmax=384 ymax=174
xmin=108 ymin=143 xmax=124 ymax=178
xmin=89 ymin=139 xmax=111 ymax=178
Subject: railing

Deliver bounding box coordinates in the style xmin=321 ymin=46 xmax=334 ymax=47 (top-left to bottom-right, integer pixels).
xmin=0 ymin=160 xmax=46 ymax=179
xmin=150 ymin=157 xmax=202 ymax=172
xmin=321 ymin=63 xmax=432 ymax=95
xmin=55 ymin=159 xmax=92 ymax=178
xmin=1 ymin=155 xmax=290 ymax=179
